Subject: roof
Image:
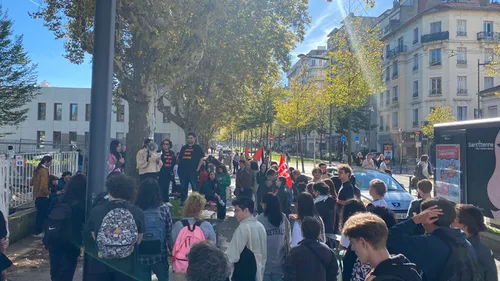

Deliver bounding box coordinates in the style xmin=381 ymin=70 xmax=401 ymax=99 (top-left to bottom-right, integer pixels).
xmin=434 ymin=117 xmax=500 ymax=131
xmin=480 ymin=85 xmax=500 ymax=96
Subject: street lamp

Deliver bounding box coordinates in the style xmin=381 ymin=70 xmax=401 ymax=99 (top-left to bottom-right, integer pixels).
xmin=297 ymin=53 xmax=333 ymax=164
xmin=477 ymin=59 xmax=489 ymax=119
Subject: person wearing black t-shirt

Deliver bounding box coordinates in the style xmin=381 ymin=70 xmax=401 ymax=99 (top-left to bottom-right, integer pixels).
xmin=337 ymin=164 xmax=361 ymax=206
xmin=177 ymin=132 xmax=205 ymax=204
xmin=159 ymin=139 xmax=177 ymax=202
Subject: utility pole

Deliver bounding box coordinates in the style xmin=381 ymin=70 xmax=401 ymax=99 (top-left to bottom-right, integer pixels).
xmin=477 ymin=59 xmax=488 ymax=119
xmin=83 ymin=0 xmax=116 ymax=280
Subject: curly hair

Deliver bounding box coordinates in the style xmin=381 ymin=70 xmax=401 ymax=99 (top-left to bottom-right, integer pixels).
xmin=135 ymin=178 xmax=162 ymax=210
xmin=106 ymin=173 xmax=137 ymax=201
xmin=183 ymin=192 xmax=206 ymax=218
xmin=63 ymin=174 xmax=87 ymax=204
xmin=187 ymin=241 xmax=230 ymax=281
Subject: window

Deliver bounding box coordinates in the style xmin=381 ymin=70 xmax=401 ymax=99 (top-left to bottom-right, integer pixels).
xmin=430 ymin=77 xmax=442 ymax=95
xmin=163 ymin=106 xmax=171 ymax=123
xmin=116 ymin=132 xmax=125 ymax=140
xmin=385 ymin=66 xmax=390 ymax=81
xmin=398 ymin=37 xmax=404 ymax=49
xmin=413 ymin=28 xmax=419 ymax=44
xmin=392 ymin=61 xmax=398 ymax=78
xmin=385 ymin=115 xmax=390 ymax=131
xmin=457 ymin=76 xmax=467 ymax=94
xmin=430 ymin=48 xmax=441 ymax=66
xmin=379 ymin=92 xmax=384 ymax=107
xmin=457 ymin=47 xmax=467 ymax=65
xmin=116 ymin=104 xmax=125 ymax=122
xmin=85 ymin=104 xmax=91 ymax=121
xmin=54 ymin=103 xmax=62 ymax=120
xmin=484 ymin=21 xmax=493 ymax=36
xmin=70 ymin=103 xmax=78 ymax=121
xmin=430 ymin=21 xmax=442 ymax=33
xmin=457 ymin=106 xmax=467 ymax=121
xmin=485 ymin=77 xmax=494 ymax=89
xmin=69 ymin=131 xmax=77 ymax=143
xmin=485 ymin=48 xmax=494 ymax=63
xmin=385 ymin=90 xmax=390 ymax=105
xmin=53 ymin=131 xmax=61 ymax=148
xmin=413 ymin=109 xmax=419 ymax=126
xmin=457 ymin=20 xmax=467 ymax=36
xmin=37 ymin=131 xmax=45 ymax=148
xmin=488 ymin=106 xmax=498 ymax=118
xmin=413 ymin=54 xmax=419 ymax=70
xmin=413 ymin=81 xmax=419 ymax=98
xmin=37 ymin=103 xmax=46 ymax=120
xmin=310 ymin=59 xmax=316 ymax=67
xmin=379 ymin=116 xmax=384 ymax=131
xmin=392 ymin=86 xmax=399 ymax=103
xmin=392 ymin=112 xmax=399 ymax=128
xmin=386 ymin=45 xmax=391 ymax=58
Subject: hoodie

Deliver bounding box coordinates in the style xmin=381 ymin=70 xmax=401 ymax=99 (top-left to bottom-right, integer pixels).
xmin=387 ymin=219 xmax=477 ymax=281
xmin=372 ymin=254 xmax=422 ymax=281
xmin=256 ymin=213 xmax=290 ymax=275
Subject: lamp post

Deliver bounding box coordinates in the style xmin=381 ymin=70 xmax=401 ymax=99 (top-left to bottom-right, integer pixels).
xmin=297 ymin=53 xmax=332 ymax=163
xmin=477 ymin=59 xmax=489 ymax=119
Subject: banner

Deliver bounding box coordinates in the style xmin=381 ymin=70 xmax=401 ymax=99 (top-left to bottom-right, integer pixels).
xmin=383 ymin=144 xmax=393 ymax=159
xmin=435 ymin=144 xmax=461 ymax=203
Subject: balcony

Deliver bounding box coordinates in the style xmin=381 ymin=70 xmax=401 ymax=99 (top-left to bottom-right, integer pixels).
xmin=413 ymin=92 xmax=419 ymax=98
xmin=457 ymin=89 xmax=468 ymax=95
xmin=387 ymin=45 xmax=408 ymax=59
xmin=429 ymin=60 xmax=442 ymax=67
xmin=392 ymin=72 xmax=399 ymax=79
xmin=392 ymin=98 xmax=399 ymax=104
xmin=456 ymin=31 xmax=467 ymax=37
xmin=413 ymin=65 xmax=419 ymax=71
xmin=413 ymin=39 xmax=418 ymax=45
xmin=457 ymin=60 xmax=467 ymax=65
xmin=477 ymin=32 xmax=500 ymax=41
xmin=430 ymin=89 xmax=442 ymax=96
xmin=413 ymin=121 xmax=419 ymax=127
xmin=421 ymin=31 xmax=449 ymax=44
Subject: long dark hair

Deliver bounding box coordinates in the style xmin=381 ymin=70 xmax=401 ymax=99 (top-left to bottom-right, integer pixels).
xmin=110 ymin=140 xmax=122 ymax=160
xmin=339 ymin=199 xmax=366 ymax=230
xmin=297 ymin=192 xmax=317 ymax=221
xmin=35 ymin=155 xmax=53 ymax=172
xmin=63 ymin=174 xmax=87 ymax=204
xmin=262 ymin=193 xmax=283 ymax=227
xmin=135 ymin=178 xmax=162 ymax=210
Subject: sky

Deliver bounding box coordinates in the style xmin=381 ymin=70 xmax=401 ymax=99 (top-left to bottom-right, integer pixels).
xmin=3 ymin=0 xmax=392 ymax=88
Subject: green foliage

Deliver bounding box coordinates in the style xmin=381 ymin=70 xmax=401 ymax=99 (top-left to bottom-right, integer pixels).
xmin=0 ymin=5 xmax=39 ymax=129
xmin=421 ymin=106 xmax=456 ymax=140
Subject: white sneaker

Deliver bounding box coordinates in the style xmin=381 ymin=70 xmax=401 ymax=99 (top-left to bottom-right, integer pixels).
xmin=166 ymin=202 xmax=173 ymax=207
xmin=32 ymin=233 xmax=44 ymax=238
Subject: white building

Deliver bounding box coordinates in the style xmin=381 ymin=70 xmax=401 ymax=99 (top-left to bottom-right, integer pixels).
xmin=0 ymin=87 xmax=186 ymax=152
xmin=377 ymin=0 xmax=500 ymax=161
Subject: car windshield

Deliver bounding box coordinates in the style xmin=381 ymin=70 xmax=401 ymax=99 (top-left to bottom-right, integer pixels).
xmin=353 ymin=170 xmax=404 ymax=191
xmin=326 ymin=168 xmax=338 ymax=176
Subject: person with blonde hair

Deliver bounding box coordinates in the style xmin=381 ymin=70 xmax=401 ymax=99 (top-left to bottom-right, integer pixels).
xmin=171 ymin=192 xmax=216 ymax=281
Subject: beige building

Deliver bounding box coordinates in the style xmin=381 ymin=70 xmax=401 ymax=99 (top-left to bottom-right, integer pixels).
xmin=377 ymin=0 xmax=500 ymax=161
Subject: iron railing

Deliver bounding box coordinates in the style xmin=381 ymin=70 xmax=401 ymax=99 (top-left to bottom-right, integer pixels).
xmin=421 ymin=31 xmax=449 ymax=43
xmin=477 ymin=32 xmax=500 ymax=41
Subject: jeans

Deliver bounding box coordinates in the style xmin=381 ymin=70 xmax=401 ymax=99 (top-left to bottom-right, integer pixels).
xmin=233 ymin=162 xmax=239 ymax=174
xmin=35 ymin=197 xmax=49 ymax=234
xmin=263 ymin=273 xmax=283 ymax=281
xmin=137 ymin=261 xmax=169 ymax=281
xmin=238 ymin=189 xmax=253 ymax=199
xmin=159 ymin=172 xmax=174 ymax=202
xmin=49 ymin=246 xmax=79 ymax=281
xmin=217 ymin=198 xmax=227 ymax=220
xmin=179 ymin=172 xmax=198 ymax=202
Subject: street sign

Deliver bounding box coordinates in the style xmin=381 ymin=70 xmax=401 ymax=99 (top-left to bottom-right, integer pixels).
xmin=269 ymin=136 xmax=274 ymax=141
xmin=415 ymin=131 xmax=421 ymax=135
xmin=416 ymin=142 xmax=422 ymax=148
xmin=341 ymin=135 xmax=347 ymax=143
xmin=354 ymin=135 xmax=360 ymax=141
xmin=15 ymin=155 xmax=23 ymax=167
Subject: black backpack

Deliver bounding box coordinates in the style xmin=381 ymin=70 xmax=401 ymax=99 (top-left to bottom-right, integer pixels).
xmin=434 ymin=231 xmax=484 ymax=281
xmin=43 ymin=202 xmax=72 ymax=249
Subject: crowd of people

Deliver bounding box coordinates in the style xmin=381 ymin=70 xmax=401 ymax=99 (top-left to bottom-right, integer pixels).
xmin=13 ymin=132 xmax=498 ymax=281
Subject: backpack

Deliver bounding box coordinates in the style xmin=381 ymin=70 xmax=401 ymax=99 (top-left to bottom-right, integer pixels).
xmin=434 ymin=231 xmax=483 ymax=281
xmin=43 ymin=202 xmax=72 ymax=249
xmin=139 ymin=208 xmax=166 ymax=257
xmin=96 ymin=202 xmax=139 ymax=259
xmin=172 ymin=220 xmax=206 ymax=273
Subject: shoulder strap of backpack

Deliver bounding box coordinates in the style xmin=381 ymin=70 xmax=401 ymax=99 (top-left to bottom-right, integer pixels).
xmin=194 ymin=220 xmax=204 ymax=228
xmin=303 ymin=242 xmax=330 ymax=269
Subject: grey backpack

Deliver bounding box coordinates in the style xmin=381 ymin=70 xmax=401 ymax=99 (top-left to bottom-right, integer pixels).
xmin=96 ymin=202 xmax=139 ymax=259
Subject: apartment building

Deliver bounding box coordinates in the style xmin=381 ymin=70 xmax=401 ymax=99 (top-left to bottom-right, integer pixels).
xmin=0 ymin=87 xmax=186 ymax=152
xmin=377 ymin=0 xmax=500 ymax=161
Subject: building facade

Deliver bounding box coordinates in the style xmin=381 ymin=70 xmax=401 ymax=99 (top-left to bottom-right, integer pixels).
xmin=377 ymin=0 xmax=500 ymax=162
xmin=0 ymin=87 xmax=186 ymax=152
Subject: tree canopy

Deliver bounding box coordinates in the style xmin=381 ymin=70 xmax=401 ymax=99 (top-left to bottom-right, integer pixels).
xmin=422 ymin=106 xmax=456 ymax=140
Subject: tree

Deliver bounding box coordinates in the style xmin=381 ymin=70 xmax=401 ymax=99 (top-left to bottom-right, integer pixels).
xmin=275 ymin=68 xmax=324 ymax=172
xmin=0 ymin=5 xmax=39 ymax=131
xmin=421 ymin=106 xmax=456 ymax=140
xmin=324 ymin=16 xmax=384 ymax=163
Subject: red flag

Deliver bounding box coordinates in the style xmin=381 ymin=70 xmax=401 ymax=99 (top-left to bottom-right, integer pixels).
xmin=278 ymin=154 xmax=293 ymax=188
xmin=252 ymin=146 xmax=263 ymax=163
xmin=244 ymin=147 xmax=251 ymax=160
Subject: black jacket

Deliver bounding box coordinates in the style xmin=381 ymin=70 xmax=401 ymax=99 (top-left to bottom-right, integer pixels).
xmin=468 ymin=234 xmax=498 ymax=281
xmin=315 ymin=197 xmax=337 ymax=235
xmin=284 ymin=239 xmax=338 ymax=281
xmin=372 ymin=254 xmax=422 ymax=281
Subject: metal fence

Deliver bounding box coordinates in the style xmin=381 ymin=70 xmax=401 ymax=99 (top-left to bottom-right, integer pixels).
xmin=0 ymin=151 xmax=79 ymax=214
xmin=0 ymin=139 xmax=87 ymax=154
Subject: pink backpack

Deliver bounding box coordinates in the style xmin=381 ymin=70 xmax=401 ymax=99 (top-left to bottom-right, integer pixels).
xmin=172 ymin=220 xmax=206 ymax=273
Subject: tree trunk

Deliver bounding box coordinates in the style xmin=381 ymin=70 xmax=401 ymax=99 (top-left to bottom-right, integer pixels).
xmin=295 ymin=130 xmax=299 ymax=170
xmin=300 ymin=128 xmax=305 ymax=173
xmin=347 ymin=112 xmax=352 ymax=166
xmin=125 ymin=98 xmax=153 ymax=179
xmin=319 ymin=127 xmax=324 ymax=160
xmin=266 ymin=124 xmax=270 ymax=149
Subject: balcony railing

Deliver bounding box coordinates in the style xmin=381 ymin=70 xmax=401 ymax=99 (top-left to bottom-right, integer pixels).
xmin=413 ymin=122 xmax=419 ymax=127
xmin=413 ymin=92 xmax=419 ymax=98
xmin=421 ymin=31 xmax=449 ymax=44
xmin=457 ymin=60 xmax=467 ymax=65
xmin=429 ymin=60 xmax=442 ymax=66
xmin=392 ymin=97 xmax=399 ymax=103
xmin=430 ymin=89 xmax=442 ymax=95
xmin=387 ymin=45 xmax=408 ymax=59
xmin=413 ymin=39 xmax=418 ymax=45
xmin=456 ymin=31 xmax=467 ymax=37
xmin=392 ymin=72 xmax=399 ymax=79
xmin=413 ymin=65 xmax=419 ymax=71
xmin=457 ymin=89 xmax=468 ymax=95
xmin=477 ymin=32 xmax=500 ymax=41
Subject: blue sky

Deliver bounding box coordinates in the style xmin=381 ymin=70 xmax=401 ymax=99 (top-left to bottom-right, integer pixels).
xmin=3 ymin=0 xmax=392 ymax=88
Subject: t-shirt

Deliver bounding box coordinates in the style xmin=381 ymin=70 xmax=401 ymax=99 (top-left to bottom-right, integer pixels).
xmin=160 ymin=150 xmax=176 ymax=172
xmin=178 ymin=144 xmax=205 ymax=175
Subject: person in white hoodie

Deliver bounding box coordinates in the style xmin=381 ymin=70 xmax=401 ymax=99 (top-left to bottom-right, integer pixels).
xmin=226 ymin=197 xmax=267 ymax=281
xmin=136 ymin=138 xmax=162 ymax=182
